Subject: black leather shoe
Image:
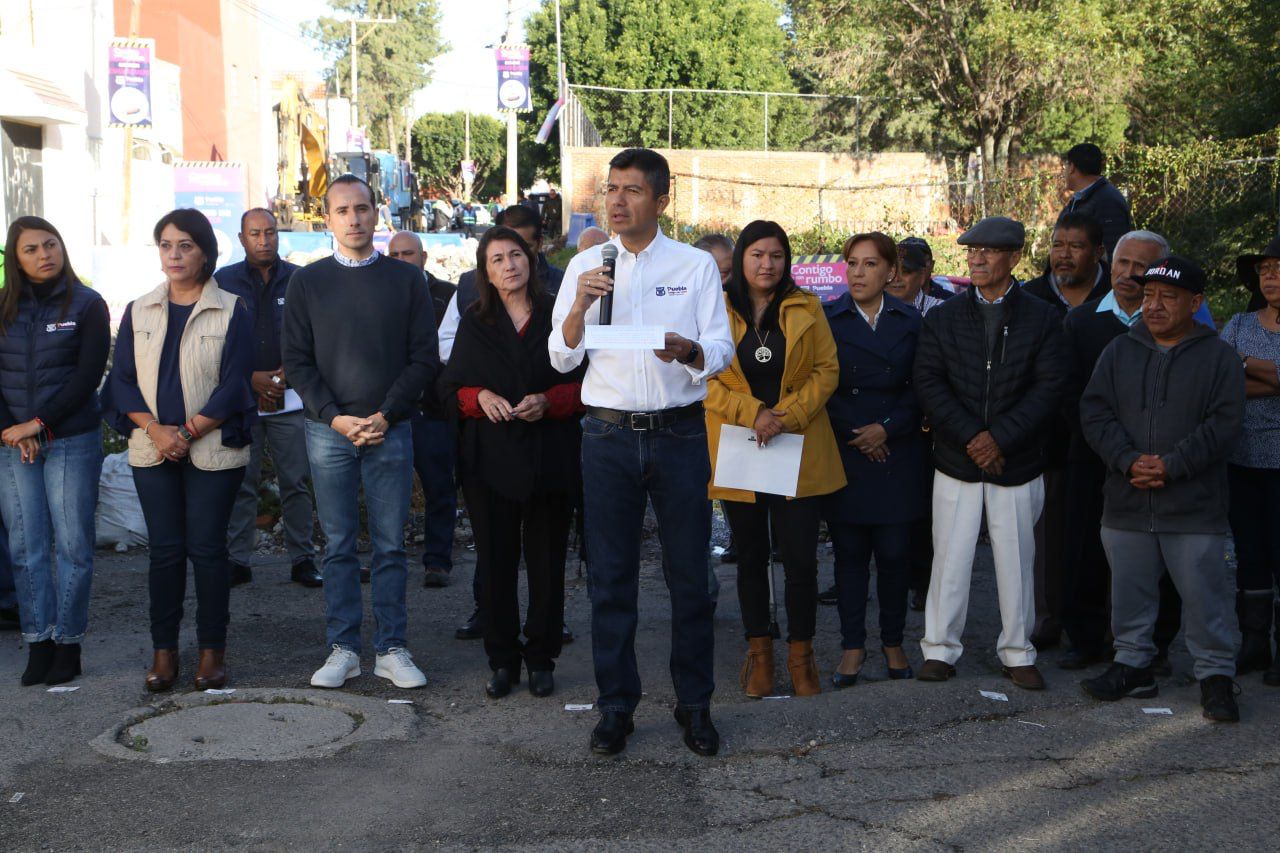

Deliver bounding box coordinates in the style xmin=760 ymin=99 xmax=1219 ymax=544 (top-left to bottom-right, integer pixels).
xmin=673 ymin=706 xmax=720 ymax=756
xmin=290 ymin=559 xmax=323 ymax=588
xmin=455 ymin=608 xmax=485 ymax=640
xmin=229 ymin=562 xmax=253 ymax=587
xmin=21 ymin=639 xmax=56 ymax=686
xmin=528 ymin=669 xmax=554 ymax=697
xmin=422 ymin=567 xmax=450 ymax=588
xmin=561 ymin=625 xmax=575 ymax=644
xmin=817 ymin=584 xmax=839 ymax=606
xmin=485 ymin=666 xmax=518 ymax=698
xmin=590 ymin=711 xmax=634 ymax=755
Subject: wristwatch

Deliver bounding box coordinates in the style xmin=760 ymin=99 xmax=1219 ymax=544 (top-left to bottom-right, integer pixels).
xmin=679 ymin=341 xmax=701 ymax=365
xmin=177 ymin=426 xmax=194 ymax=442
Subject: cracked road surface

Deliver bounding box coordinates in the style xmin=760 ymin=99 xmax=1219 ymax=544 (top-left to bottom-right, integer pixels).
xmin=2 ymin=540 xmax=1278 ymax=850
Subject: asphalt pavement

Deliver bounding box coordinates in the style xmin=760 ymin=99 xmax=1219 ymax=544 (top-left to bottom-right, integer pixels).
xmin=2 ymin=535 xmax=1278 ymax=851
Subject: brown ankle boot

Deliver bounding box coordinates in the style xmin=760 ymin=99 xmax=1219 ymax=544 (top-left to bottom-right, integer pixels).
xmin=194 ymin=649 xmax=227 ymax=691
xmin=146 ymin=649 xmax=179 ymax=693
xmin=739 ymin=636 xmax=775 ymax=698
xmin=788 ymin=640 xmax=821 ymax=697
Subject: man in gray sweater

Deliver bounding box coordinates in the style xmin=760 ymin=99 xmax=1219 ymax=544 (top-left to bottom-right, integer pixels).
xmin=1079 ymin=255 xmax=1245 ymax=721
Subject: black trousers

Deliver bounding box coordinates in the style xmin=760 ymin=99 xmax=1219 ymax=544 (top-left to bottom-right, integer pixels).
xmin=830 ymin=521 xmax=912 ymax=649
xmin=134 ymin=462 xmax=245 ymax=650
xmin=463 ymin=474 xmax=570 ymax=672
xmin=723 ymin=494 xmax=820 ymax=642
xmin=1062 ymin=457 xmax=1181 ymax=656
xmin=1228 ymin=464 xmax=1280 ymax=594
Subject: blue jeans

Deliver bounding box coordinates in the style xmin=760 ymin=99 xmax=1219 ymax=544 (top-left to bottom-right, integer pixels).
xmin=581 ymin=414 xmax=715 ymax=714
xmin=0 ymin=430 xmax=102 ymax=644
xmin=411 ymin=413 xmax=456 ymax=572
xmin=306 ymin=419 xmax=413 ymax=654
xmin=134 ymin=461 xmax=244 ymax=650
xmin=0 ymin=525 xmax=14 ymax=611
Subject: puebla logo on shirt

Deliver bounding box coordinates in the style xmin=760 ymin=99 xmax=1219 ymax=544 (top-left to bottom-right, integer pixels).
xmin=655 ymin=284 xmax=688 ymax=297
xmin=45 ymin=321 xmax=77 ymax=333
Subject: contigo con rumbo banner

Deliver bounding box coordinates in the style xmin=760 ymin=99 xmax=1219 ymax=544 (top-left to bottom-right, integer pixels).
xmin=791 ymin=255 xmax=847 ymax=302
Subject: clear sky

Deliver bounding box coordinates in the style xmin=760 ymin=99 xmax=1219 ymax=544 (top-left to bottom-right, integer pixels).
xmin=261 ymin=0 xmax=542 ymax=119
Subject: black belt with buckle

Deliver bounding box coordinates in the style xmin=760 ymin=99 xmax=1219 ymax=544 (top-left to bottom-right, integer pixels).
xmin=585 ymin=403 xmax=703 ymax=431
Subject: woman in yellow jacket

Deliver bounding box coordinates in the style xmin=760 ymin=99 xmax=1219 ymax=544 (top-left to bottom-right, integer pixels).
xmin=706 ymin=220 xmax=845 ymax=698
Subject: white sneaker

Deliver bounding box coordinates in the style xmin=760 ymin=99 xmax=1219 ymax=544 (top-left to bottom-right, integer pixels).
xmin=311 ymin=645 xmax=360 ymax=688
xmin=374 ymin=647 xmax=427 ymax=688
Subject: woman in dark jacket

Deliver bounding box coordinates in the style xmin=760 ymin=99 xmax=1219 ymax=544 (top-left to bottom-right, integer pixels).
xmin=441 ymin=227 xmax=584 ymax=699
xmin=0 ymin=217 xmax=110 ymax=685
xmin=104 ymin=209 xmax=255 ymax=692
xmin=824 ymin=232 xmax=928 ymax=686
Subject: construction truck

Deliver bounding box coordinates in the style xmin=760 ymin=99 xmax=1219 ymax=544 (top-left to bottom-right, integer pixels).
xmin=273 ymin=79 xmax=332 ymax=232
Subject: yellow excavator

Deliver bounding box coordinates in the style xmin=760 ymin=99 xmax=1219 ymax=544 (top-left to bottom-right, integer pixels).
xmin=273 ymin=79 xmax=330 ymax=232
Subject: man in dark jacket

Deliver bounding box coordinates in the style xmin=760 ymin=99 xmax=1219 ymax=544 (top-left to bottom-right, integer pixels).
xmin=1058 ymin=143 xmax=1134 ymax=259
xmin=1058 ymin=230 xmax=1183 ymax=672
xmin=1021 ymin=212 xmax=1110 ymax=649
xmin=1080 ymin=255 xmax=1244 ymax=722
xmin=215 ymin=208 xmax=321 ymax=589
xmin=388 ymin=231 xmax=458 ymax=590
xmin=914 ymin=216 xmax=1068 ymax=690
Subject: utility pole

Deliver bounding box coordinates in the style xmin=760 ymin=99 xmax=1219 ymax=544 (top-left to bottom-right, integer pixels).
xmin=121 ymin=0 xmax=141 ymax=245
xmin=504 ymin=0 xmax=518 ymax=205
xmin=347 ymin=13 xmax=397 ymax=133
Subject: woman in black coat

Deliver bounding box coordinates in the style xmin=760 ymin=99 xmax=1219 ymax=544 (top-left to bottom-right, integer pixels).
xmin=824 ymin=232 xmax=928 ymax=686
xmin=441 ymin=227 xmax=585 ymax=699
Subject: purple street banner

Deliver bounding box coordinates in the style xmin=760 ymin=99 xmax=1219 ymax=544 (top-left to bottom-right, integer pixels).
xmin=174 ymin=163 xmax=246 ymax=265
xmin=495 ymin=44 xmax=532 ymax=112
xmin=107 ymin=38 xmax=154 ymax=128
xmin=791 ymin=254 xmax=847 ymax=302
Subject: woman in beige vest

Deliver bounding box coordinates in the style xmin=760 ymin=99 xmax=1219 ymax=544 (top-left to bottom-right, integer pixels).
xmin=104 ymin=209 xmax=255 ymax=692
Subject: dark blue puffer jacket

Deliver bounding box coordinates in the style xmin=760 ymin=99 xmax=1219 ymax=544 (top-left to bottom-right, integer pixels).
xmin=0 ymin=278 xmax=110 ymax=438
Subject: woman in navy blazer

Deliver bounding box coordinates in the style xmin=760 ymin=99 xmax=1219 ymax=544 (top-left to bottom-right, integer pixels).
xmin=824 ymin=232 xmax=929 ymax=687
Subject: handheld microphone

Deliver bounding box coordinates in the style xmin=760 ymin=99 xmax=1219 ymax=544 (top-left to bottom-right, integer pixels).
xmin=599 ymin=244 xmax=618 ymax=326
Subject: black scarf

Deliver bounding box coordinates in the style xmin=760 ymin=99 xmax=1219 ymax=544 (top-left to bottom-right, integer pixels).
xmin=440 ymin=292 xmax=584 ymax=501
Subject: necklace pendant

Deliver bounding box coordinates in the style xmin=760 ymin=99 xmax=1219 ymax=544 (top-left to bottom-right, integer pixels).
xmin=754 ymin=346 xmax=772 ymax=364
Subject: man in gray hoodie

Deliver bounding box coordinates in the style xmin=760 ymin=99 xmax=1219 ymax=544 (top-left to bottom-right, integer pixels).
xmin=1079 ymin=255 xmax=1244 ymax=721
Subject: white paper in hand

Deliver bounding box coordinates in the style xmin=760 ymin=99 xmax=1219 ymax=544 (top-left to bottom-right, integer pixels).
xmin=583 ymin=325 xmax=665 ymax=350
xmin=713 ymin=424 xmax=804 ymax=497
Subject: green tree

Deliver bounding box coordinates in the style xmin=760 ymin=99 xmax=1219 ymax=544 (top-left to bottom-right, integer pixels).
xmin=523 ymin=0 xmax=807 ymax=176
xmin=788 ymin=0 xmax=1135 ymax=172
xmin=305 ymin=1 xmax=445 ymax=151
xmin=411 ymin=112 xmax=506 ymax=200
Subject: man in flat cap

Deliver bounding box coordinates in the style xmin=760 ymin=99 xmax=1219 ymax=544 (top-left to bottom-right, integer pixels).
xmin=1080 ymin=256 xmax=1244 ymax=722
xmin=913 ymin=216 xmax=1068 ymax=690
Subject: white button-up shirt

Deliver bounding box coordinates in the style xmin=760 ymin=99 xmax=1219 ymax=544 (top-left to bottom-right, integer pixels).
xmin=549 ymin=230 xmax=733 ymax=411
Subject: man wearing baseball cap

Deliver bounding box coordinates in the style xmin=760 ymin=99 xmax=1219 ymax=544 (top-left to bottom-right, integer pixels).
xmin=914 ymin=216 xmax=1068 ymax=690
xmin=1079 ymin=255 xmax=1245 ymax=721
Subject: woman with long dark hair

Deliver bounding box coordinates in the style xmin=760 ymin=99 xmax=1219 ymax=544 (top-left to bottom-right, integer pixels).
xmin=705 ymin=220 xmax=845 ymax=698
xmin=441 ymin=227 xmax=584 ymax=699
xmin=0 ymin=217 xmax=109 ymax=685
xmin=104 ymin=209 xmax=255 ymax=692
xmin=1224 ymin=235 xmax=1280 ymax=686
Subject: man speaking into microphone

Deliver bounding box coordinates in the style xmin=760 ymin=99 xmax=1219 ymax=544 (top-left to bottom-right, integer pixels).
xmin=550 ymin=148 xmax=733 ymax=757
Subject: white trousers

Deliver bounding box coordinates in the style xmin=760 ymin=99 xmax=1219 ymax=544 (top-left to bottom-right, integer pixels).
xmin=920 ymin=471 xmax=1044 ymax=667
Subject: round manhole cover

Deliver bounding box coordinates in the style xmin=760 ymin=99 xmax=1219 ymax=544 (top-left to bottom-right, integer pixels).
xmin=125 ymin=702 xmax=357 ymax=762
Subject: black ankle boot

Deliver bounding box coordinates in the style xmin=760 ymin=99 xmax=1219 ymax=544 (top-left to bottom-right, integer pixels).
xmin=1236 ymin=591 xmax=1273 ymax=674
xmin=21 ymin=639 xmax=56 ymax=686
xmin=45 ymin=643 xmax=82 ymax=685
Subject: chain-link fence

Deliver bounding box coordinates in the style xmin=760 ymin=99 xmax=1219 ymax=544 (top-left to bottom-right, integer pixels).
xmin=565 ymin=84 xmax=934 ymax=154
